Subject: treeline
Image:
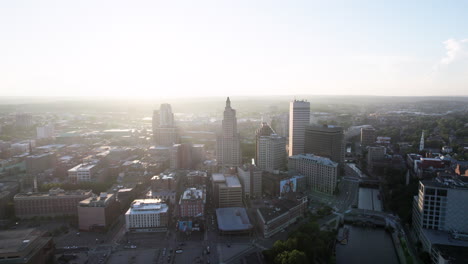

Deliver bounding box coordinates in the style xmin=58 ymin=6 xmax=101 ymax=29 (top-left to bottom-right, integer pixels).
xmin=381 ymin=167 xmax=418 ymax=224
xmin=263 ymin=219 xmax=336 ymax=264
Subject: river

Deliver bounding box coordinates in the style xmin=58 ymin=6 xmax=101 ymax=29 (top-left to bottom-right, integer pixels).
xmin=336 ymin=225 xmax=399 ymax=264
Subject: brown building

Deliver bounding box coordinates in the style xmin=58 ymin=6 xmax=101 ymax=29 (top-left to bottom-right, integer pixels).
xmin=78 ymin=192 xmax=120 ymax=232
xmin=0 ymin=228 xmax=54 ymax=264
xmin=304 ymin=125 xmax=344 ymax=164
xmin=14 ymin=188 xmax=92 ymax=219
xmin=361 ymin=127 xmax=376 ymax=146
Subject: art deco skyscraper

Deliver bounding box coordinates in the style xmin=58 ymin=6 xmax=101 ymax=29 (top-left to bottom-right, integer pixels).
xmin=288 ymin=100 xmax=310 ymax=156
xmin=216 ymin=97 xmax=242 ymax=167
xmin=153 ymin=103 xmax=179 ymax=146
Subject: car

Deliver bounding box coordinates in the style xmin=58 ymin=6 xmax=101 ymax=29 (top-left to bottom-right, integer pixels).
xmin=130 ymin=245 xmax=137 ymax=249
xmin=175 ymin=249 xmax=183 ymax=254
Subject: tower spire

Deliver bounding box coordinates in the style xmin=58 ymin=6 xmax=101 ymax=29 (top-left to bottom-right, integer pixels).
xmin=226 ymin=97 xmax=231 ymax=108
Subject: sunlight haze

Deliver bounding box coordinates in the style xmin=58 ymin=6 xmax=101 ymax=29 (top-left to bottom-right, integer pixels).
xmin=1 ymin=0 xmax=467 ymax=97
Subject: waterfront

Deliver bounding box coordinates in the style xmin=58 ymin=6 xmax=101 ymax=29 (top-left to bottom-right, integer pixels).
xmin=336 ymin=225 xmax=399 ymax=264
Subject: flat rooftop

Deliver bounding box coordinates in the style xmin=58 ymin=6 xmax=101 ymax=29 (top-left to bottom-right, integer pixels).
xmin=289 ymin=154 xmax=338 ymax=167
xmin=0 ymin=228 xmax=45 ymax=254
xmin=126 ymin=199 xmax=168 ymax=215
xmin=68 ymin=163 xmax=98 ymax=172
xmin=225 ymin=175 xmax=241 ymax=188
xmin=216 ymin=207 xmax=253 ymax=232
xmin=212 ymin=173 xmax=226 ymax=182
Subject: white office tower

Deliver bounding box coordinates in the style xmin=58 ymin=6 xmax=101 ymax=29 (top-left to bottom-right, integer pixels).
xmin=36 ymin=124 xmax=55 ymax=139
xmin=216 ymin=97 xmax=242 ymax=167
xmin=289 ymin=100 xmax=310 ymax=156
xmin=153 ymin=103 xmax=179 ymax=146
xmin=289 ymin=154 xmax=338 ymax=195
xmin=257 ymin=134 xmax=286 ymax=172
xmin=412 ymin=176 xmax=468 ymax=254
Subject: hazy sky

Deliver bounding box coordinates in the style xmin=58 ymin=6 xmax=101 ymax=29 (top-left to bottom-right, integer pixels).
xmin=1 ymin=0 xmax=467 ymax=97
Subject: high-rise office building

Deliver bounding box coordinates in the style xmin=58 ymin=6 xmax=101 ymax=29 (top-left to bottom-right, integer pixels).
xmin=257 ymin=134 xmax=286 ymax=171
xmin=288 ymin=154 xmax=338 ymax=195
xmin=238 ymin=164 xmax=263 ymax=197
xmin=153 ymin=103 xmax=179 ymax=146
xmin=412 ymin=176 xmax=468 ymax=255
xmin=304 ymin=125 xmax=344 ymax=164
xmin=289 ymin=100 xmax=310 ymax=156
xmin=360 ymin=127 xmax=376 ymax=146
xmin=216 ymin=97 xmax=242 ymax=167
xmin=255 ymin=122 xmax=275 ymax=164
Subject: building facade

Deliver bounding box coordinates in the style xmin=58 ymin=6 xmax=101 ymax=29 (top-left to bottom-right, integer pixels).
xmin=289 ymin=100 xmax=310 ymax=156
xmin=125 ymin=199 xmax=169 ymax=232
xmin=14 ymin=188 xmax=92 ymax=219
xmin=361 ymin=127 xmax=376 ymax=146
xmin=179 ymin=188 xmax=205 ymax=218
xmin=216 ymin=97 xmax=242 ymax=167
xmin=237 ymin=165 xmax=263 ymax=197
xmin=78 ymin=193 xmax=120 ymax=231
xmin=413 ymin=177 xmax=468 ymax=253
xmin=288 ymin=154 xmax=338 ymax=195
xmin=212 ymin=173 xmax=243 ymax=208
xmin=304 ymin=125 xmax=344 ymax=164
xmin=153 ymin=104 xmax=179 ymax=147
xmin=257 ymin=133 xmax=286 ymax=172
xmin=68 ymin=163 xmax=99 ymax=182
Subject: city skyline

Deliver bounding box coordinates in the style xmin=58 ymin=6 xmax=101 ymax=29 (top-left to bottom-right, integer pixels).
xmin=1 ymin=1 xmax=468 ymax=97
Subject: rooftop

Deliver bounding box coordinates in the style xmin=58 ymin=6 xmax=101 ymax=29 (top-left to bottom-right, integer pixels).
xmin=68 ymin=162 xmax=98 ymax=172
xmin=181 ymin=188 xmax=204 ymax=200
xmin=422 ymin=175 xmax=468 ymax=189
xmin=225 ymin=175 xmax=241 ymax=188
xmin=289 ymin=154 xmax=338 ymax=168
xmin=216 ymin=207 xmax=253 ymax=231
xmin=15 ymin=188 xmax=92 ymax=198
xmin=0 ymin=228 xmax=48 ymax=255
xmin=258 ymin=199 xmax=301 ymax=223
xmin=126 ymin=199 xmax=168 ymax=215
xmin=79 ymin=192 xmax=115 ymax=207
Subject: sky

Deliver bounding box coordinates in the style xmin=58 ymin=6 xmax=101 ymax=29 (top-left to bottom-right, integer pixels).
xmin=1 ymin=0 xmax=467 ymax=97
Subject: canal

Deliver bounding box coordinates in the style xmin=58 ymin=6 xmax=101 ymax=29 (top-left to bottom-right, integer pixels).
xmin=336 ymin=225 xmax=399 ymax=264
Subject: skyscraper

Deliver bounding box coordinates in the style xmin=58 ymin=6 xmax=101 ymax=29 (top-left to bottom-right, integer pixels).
xmin=216 ymin=97 xmax=242 ymax=167
xmin=255 ymin=122 xmax=275 ymax=164
xmin=304 ymin=125 xmax=344 ymax=164
xmin=153 ymin=103 xmax=179 ymax=146
xmin=257 ymin=134 xmax=286 ymax=171
xmin=288 ymin=100 xmax=310 ymax=156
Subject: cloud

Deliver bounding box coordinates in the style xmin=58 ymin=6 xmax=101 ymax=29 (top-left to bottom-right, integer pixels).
xmin=440 ymin=38 xmax=468 ymax=65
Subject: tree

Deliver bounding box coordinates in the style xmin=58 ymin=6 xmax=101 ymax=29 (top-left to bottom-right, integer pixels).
xmin=275 ymin=250 xmax=308 ymax=264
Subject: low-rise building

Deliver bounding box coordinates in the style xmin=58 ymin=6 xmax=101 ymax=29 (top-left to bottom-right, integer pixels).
xmin=125 ymin=199 xmax=169 ymax=232
xmin=0 ymin=229 xmax=54 ymax=264
xmin=68 ymin=162 xmax=99 ymax=182
xmin=257 ymin=196 xmax=308 ymax=238
xmin=78 ymin=193 xmax=120 ymax=231
xmin=179 ymin=188 xmax=205 ymax=218
xmin=14 ymin=188 xmax=92 ymax=219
